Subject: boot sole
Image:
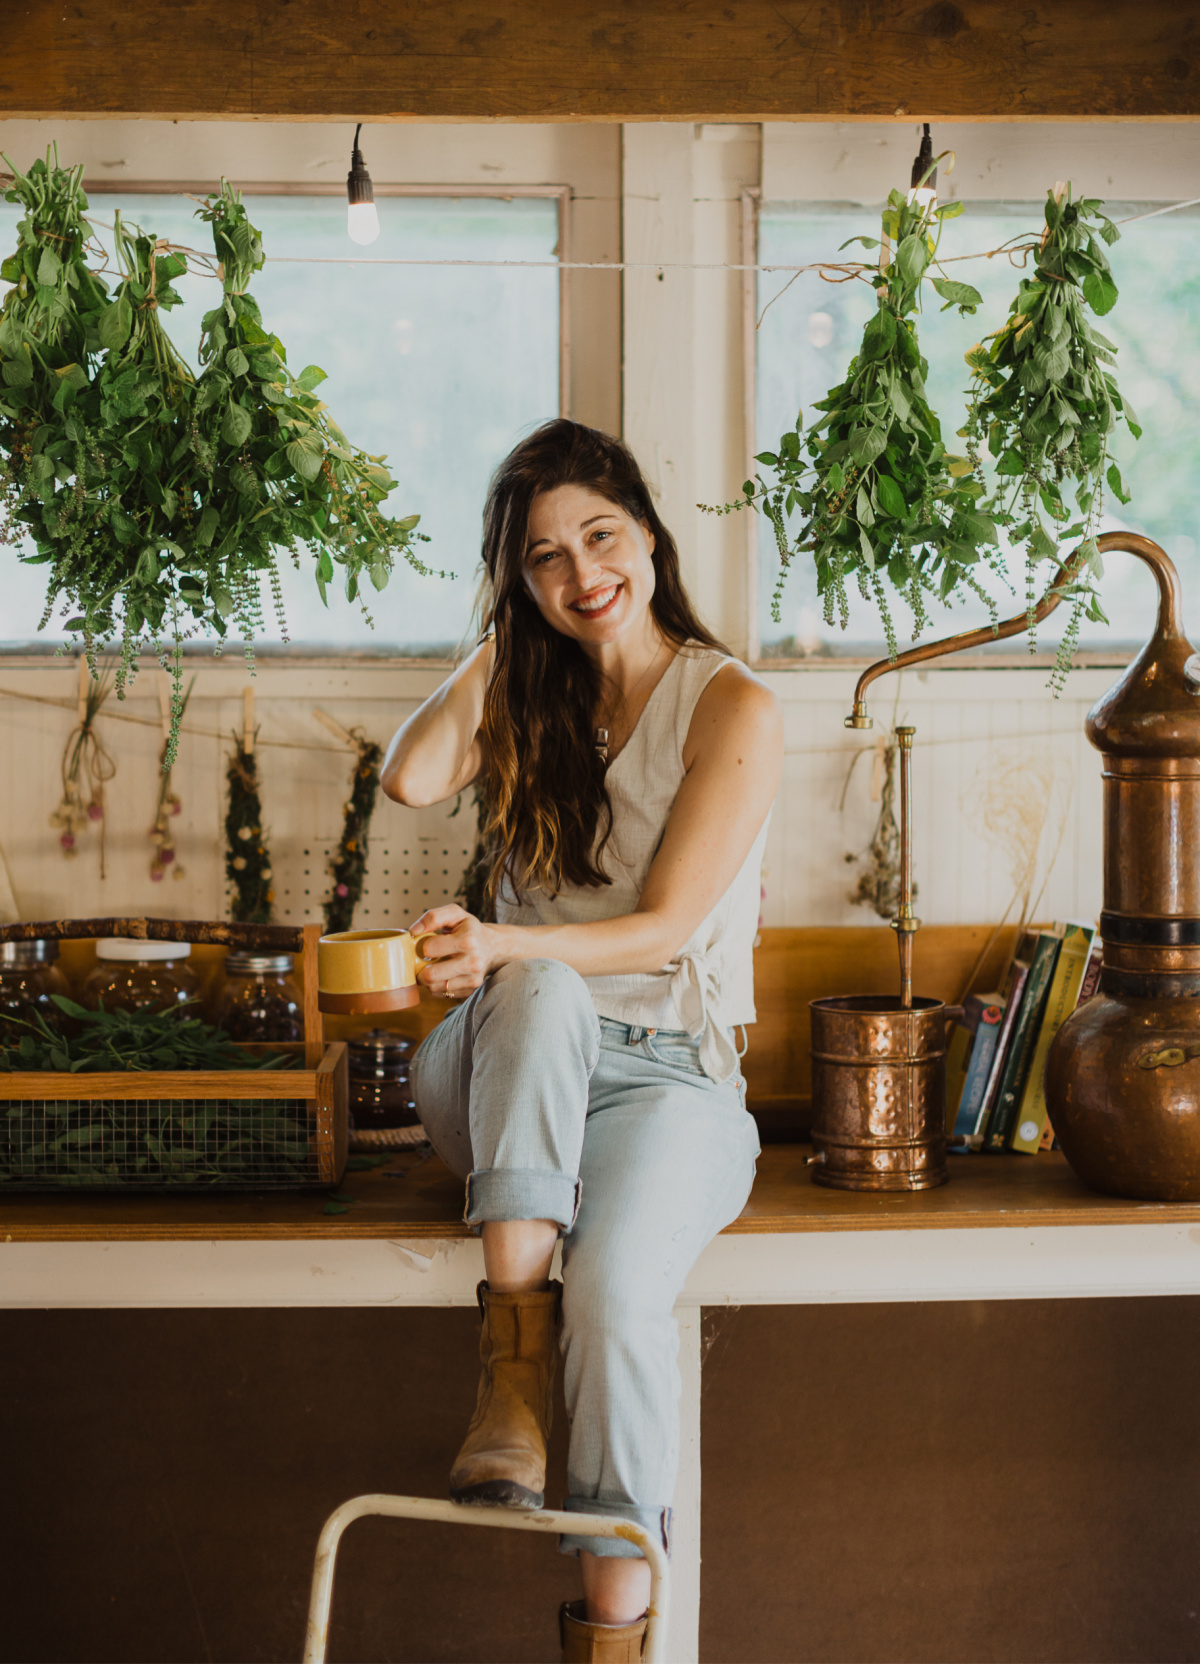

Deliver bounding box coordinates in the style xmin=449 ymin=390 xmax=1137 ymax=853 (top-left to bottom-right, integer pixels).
xmin=449 ymin=1479 xmax=544 ymax=1510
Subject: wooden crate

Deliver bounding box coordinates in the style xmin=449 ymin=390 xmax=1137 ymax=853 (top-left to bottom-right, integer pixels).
xmin=0 ymin=919 xmax=348 ymax=1191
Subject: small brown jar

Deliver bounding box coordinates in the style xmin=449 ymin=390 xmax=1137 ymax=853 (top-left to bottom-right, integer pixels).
xmin=83 ymin=939 xmax=200 ymax=1015
xmin=213 ymin=952 xmax=304 ymax=1043
xmin=0 ymin=940 xmax=70 ymax=1032
xmin=347 ymin=1030 xmax=421 ymax=1134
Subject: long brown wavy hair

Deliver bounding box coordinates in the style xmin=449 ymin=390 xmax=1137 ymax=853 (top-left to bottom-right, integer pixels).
xmin=477 ymin=419 xmax=724 ymax=910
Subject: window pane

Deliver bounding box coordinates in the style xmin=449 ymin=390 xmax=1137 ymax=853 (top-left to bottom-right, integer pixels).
xmin=0 ymin=191 xmax=560 ymax=654
xmin=756 ymin=201 xmax=1200 ymax=658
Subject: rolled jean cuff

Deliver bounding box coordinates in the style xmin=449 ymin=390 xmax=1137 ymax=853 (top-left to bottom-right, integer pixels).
xmin=556 ymin=1497 xmax=672 ymax=1560
xmin=464 ymin=1168 xmax=581 ymax=1234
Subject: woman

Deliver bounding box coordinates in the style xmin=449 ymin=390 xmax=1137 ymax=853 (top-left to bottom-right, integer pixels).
xmin=382 ymin=419 xmax=782 ymax=1663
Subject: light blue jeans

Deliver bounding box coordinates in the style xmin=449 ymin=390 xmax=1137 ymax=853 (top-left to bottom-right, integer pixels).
xmin=412 ymin=958 xmax=760 ymax=1558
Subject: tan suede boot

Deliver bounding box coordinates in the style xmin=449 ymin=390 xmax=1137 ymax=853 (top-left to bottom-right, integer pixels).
xmin=448 ymin=1279 xmax=562 ymax=1509
xmin=559 ymin=1601 xmax=648 ymax=1663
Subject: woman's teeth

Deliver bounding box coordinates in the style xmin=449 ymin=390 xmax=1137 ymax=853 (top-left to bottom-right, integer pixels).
xmin=573 ymin=584 xmax=620 ymax=614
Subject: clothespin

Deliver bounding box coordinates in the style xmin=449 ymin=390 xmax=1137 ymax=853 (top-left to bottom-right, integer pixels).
xmin=156 ymin=671 xmax=172 ymax=742
xmin=76 ymin=655 xmax=88 ymax=726
xmin=312 ymin=708 xmax=358 ymax=749
xmin=243 ymin=685 xmax=255 ymax=756
xmin=870 ymin=734 xmax=886 ymax=803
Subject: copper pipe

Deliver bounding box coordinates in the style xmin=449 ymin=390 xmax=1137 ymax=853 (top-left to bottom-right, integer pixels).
xmin=895 ymin=725 xmax=917 ymax=1007
xmin=845 ymin=558 xmax=1071 ymax=729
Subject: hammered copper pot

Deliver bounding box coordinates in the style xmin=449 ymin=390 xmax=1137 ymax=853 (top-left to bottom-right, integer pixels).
xmin=809 ymin=995 xmax=949 ymax=1191
xmin=1046 ymin=533 xmax=1200 ymax=1202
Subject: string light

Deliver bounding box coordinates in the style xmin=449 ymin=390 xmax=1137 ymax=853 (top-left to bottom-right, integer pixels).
xmin=346 ymin=123 xmax=380 ymax=246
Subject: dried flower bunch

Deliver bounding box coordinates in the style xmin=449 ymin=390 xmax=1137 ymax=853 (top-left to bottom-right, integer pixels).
xmin=50 ymin=660 xmax=115 ymax=873
xmin=323 ymin=735 xmax=383 ymax=935
xmin=224 ymin=735 xmax=273 ymax=924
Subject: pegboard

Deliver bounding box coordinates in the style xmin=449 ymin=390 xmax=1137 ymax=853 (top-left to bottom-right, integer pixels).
xmin=262 ymin=830 xmax=477 ymax=929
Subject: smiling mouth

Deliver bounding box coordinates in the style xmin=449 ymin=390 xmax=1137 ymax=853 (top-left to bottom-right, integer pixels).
xmin=569 ymin=583 xmax=622 ymax=617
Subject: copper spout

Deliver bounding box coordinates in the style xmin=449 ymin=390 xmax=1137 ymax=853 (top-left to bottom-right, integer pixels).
xmin=844 ymin=556 xmax=1081 ymax=730
xmin=894 ymin=726 xmax=918 ymax=1007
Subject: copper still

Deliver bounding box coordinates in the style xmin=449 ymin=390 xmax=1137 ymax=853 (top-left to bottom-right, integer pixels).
xmin=809 ymin=539 xmax=1121 ymax=1193
xmin=1046 ymin=534 xmax=1200 ymax=1201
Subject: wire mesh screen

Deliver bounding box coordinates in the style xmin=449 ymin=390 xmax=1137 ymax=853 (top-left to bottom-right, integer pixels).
xmin=0 ymin=1097 xmax=318 ymax=1189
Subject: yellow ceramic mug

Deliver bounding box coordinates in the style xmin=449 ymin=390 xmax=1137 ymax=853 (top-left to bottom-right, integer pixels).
xmin=316 ymin=928 xmax=437 ymax=1014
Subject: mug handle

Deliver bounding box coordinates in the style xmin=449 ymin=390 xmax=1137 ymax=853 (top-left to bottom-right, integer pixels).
xmin=412 ymin=930 xmax=440 ymax=975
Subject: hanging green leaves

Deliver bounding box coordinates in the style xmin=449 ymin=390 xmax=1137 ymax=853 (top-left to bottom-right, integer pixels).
xmin=720 ymin=188 xmax=1000 ymax=659
xmin=961 ymin=187 xmax=1140 ymax=688
xmin=0 ymin=153 xmax=435 ymax=764
xmin=710 ymin=179 xmax=1138 ymax=686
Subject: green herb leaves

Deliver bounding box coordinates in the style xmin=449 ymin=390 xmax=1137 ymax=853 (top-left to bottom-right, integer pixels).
xmin=729 ymin=187 xmax=1004 ymax=657
xmin=961 ymin=188 xmax=1138 ymax=687
xmin=0 ymin=157 xmax=437 ymax=763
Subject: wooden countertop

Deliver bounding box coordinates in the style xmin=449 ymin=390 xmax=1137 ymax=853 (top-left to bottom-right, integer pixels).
xmin=4 ymin=1147 xmax=1200 ymax=1242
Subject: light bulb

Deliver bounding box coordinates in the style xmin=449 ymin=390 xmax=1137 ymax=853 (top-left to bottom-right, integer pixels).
xmin=346 ymin=123 xmax=379 ymax=246
xmin=347 ymin=200 xmax=380 ymax=245
xmin=906 ymin=185 xmax=937 ymax=212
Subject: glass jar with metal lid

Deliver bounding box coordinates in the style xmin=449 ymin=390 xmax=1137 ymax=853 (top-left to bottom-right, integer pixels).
xmin=0 ymin=940 xmax=71 ymax=1032
xmin=347 ymin=1029 xmax=424 ymax=1148
xmin=83 ymin=939 xmax=200 ymax=1015
xmin=213 ymin=952 xmax=304 ymax=1043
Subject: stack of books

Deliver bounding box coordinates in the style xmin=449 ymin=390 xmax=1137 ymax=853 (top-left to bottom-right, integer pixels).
xmin=944 ymin=922 xmax=1102 ymax=1154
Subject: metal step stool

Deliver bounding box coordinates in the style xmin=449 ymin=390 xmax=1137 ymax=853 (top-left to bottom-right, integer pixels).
xmin=304 ymin=1494 xmax=671 ymax=1662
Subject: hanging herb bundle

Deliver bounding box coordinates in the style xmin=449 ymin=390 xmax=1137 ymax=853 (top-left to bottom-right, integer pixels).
xmin=225 ymin=735 xmax=273 ymax=923
xmin=961 ymin=187 xmax=1140 ymax=688
xmin=50 ymin=659 xmax=116 ymax=870
xmin=723 ymin=186 xmax=999 ymax=659
xmin=149 ymin=676 xmax=194 ymax=883
xmin=323 ymin=735 xmax=383 ymax=934
xmin=191 ymin=182 xmax=438 ymax=630
xmin=0 ymin=154 xmax=434 ymax=765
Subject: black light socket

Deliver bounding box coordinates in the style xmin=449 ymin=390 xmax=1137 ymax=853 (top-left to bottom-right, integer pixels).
xmin=910 ymin=122 xmax=936 ymax=195
xmin=347 ymin=122 xmax=375 ymax=208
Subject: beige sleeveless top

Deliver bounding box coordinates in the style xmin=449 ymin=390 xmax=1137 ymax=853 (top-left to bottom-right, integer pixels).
xmin=495 ymin=646 xmax=771 ymax=1083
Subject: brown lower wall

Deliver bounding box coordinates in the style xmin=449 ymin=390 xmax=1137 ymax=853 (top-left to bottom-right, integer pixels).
xmin=4 ymin=1300 xmax=1200 ymax=1663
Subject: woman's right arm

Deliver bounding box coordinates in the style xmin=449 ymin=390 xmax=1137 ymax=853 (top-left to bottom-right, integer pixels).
xmin=380 ymin=639 xmax=494 ymax=809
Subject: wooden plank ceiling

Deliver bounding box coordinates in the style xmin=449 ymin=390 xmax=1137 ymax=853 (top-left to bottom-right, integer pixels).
xmin=3 ymin=1 xmax=1198 ymax=122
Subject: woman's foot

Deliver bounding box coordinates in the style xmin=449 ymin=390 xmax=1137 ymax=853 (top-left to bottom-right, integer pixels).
xmin=448 ymin=1280 xmax=562 ymax=1508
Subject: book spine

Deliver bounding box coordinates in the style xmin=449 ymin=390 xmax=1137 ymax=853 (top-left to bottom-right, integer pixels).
xmin=1077 ymin=944 xmax=1103 ymax=1005
xmin=973 ymin=962 xmax=1029 ymax=1151
xmin=1010 ymin=925 xmax=1095 ymax=1153
xmin=985 ymin=935 xmax=1062 ymax=1152
xmin=953 ymin=1005 xmax=1004 ymax=1141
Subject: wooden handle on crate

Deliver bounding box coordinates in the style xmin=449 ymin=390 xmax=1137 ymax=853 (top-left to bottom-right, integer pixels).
xmin=0 ymin=918 xmax=306 ymax=950
xmin=302 ymin=921 xmax=325 ymax=1068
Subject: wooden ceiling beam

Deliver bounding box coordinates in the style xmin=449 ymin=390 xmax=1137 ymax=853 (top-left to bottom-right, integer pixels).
xmin=3 ymin=1 xmax=1198 ymax=123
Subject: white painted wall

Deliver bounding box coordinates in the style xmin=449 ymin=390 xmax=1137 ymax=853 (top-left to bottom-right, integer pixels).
xmin=0 ymin=118 xmax=1167 ymax=933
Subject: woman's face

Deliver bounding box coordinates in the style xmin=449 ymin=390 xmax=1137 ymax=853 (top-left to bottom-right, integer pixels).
xmin=522 ymin=483 xmax=656 ymax=647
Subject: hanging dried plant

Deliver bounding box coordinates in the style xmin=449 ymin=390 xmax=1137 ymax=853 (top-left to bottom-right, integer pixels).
xmin=323 ymin=735 xmax=383 ymax=934
xmin=50 ymin=659 xmax=116 ymax=874
xmin=148 ymin=677 xmax=194 ymax=884
xmin=224 ymin=734 xmax=273 ymax=924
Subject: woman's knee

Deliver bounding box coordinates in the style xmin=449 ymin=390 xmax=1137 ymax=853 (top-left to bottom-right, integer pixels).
xmin=480 ymin=958 xmax=596 ymax=1037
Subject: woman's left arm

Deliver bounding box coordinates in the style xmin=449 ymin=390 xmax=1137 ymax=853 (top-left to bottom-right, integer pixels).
xmin=412 ymin=665 xmax=783 ymax=995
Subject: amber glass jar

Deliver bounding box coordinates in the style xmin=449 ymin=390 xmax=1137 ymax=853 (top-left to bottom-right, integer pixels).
xmin=347 ymin=1030 xmax=420 ymax=1131
xmin=213 ymin=952 xmax=303 ymax=1043
xmin=0 ymin=940 xmax=70 ymax=1031
xmin=83 ymin=939 xmax=200 ymax=1014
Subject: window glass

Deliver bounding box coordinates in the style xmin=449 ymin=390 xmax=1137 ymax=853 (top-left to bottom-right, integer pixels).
xmin=0 ymin=191 xmax=560 ymax=654
xmin=756 ymin=200 xmax=1199 ymax=658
